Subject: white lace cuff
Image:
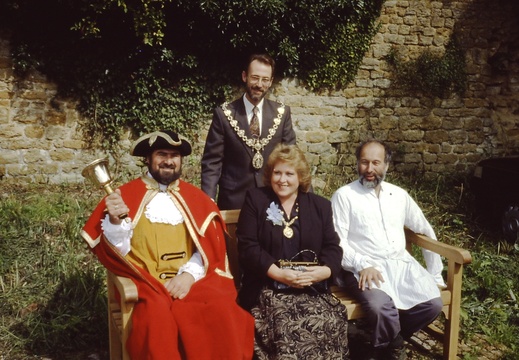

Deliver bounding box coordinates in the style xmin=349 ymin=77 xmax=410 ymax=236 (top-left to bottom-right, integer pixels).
xmin=178 ymin=251 xmax=206 ymax=282
xmin=101 ymin=214 xmax=132 ymax=256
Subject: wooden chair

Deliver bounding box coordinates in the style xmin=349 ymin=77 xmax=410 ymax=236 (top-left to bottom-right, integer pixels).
xmin=106 ymin=271 xmax=137 ymax=360
xmin=106 ymin=209 xmax=471 ymax=360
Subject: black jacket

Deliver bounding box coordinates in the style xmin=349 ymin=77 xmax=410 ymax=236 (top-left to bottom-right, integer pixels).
xmin=236 ymin=187 xmax=343 ymax=310
xmin=201 ymin=98 xmax=296 ymax=210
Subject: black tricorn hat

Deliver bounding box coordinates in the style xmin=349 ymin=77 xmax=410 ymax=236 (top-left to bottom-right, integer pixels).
xmin=130 ymin=130 xmax=192 ymax=157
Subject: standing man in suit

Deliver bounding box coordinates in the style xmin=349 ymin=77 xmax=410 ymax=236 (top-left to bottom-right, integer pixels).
xmin=201 ymin=53 xmax=296 ymax=210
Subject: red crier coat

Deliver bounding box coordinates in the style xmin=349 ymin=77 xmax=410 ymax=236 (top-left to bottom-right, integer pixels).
xmin=81 ymin=176 xmax=254 ymax=360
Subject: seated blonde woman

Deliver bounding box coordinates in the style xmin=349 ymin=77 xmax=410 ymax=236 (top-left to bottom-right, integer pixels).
xmin=237 ymin=143 xmax=349 ymax=359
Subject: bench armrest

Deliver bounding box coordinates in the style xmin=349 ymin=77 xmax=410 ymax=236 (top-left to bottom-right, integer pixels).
xmin=108 ymin=271 xmax=139 ymax=303
xmin=404 ymin=228 xmax=472 ymax=265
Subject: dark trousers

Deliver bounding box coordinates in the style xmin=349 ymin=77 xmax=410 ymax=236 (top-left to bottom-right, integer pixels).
xmin=343 ymin=270 xmax=443 ymax=348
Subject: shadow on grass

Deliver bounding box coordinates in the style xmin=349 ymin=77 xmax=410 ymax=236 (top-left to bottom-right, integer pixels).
xmin=11 ymin=270 xmax=109 ymax=360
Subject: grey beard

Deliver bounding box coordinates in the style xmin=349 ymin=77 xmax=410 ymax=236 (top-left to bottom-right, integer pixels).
xmin=359 ymin=173 xmax=385 ymax=189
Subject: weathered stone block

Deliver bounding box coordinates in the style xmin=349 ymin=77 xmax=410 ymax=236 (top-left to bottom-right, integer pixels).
xmin=27 ymin=163 xmax=59 ymax=175
xmin=448 ymin=130 xmax=468 ymax=144
xmin=23 ymin=149 xmax=48 ymax=163
xmin=305 ymin=131 xmax=327 ymax=143
xmin=25 ymin=125 xmax=44 ymax=138
xmin=423 ymin=153 xmax=438 ymax=163
xmin=304 ymin=153 xmax=320 ymax=166
xmin=328 ymin=131 xmax=352 ymax=144
xmin=50 ymin=149 xmax=75 ymax=162
xmin=403 ymin=153 xmax=422 ymax=163
xmin=46 ymin=109 xmax=67 ymax=125
xmin=419 ymin=36 xmax=434 ymax=46
xmin=453 ymin=144 xmax=477 ymax=154
xmin=425 ymin=143 xmax=442 ymax=153
xmin=319 ymin=117 xmax=342 ymax=132
xmin=6 ymin=164 xmax=28 ymax=176
xmin=0 ymin=150 xmax=19 ymax=164
xmin=0 ymin=125 xmax=23 ymax=139
xmin=13 ymin=110 xmax=42 ymax=124
xmin=402 ymin=129 xmax=425 ymax=141
xmin=431 ymin=16 xmax=445 ymax=27
xmin=308 ymin=142 xmax=332 ymax=154
xmin=45 ymin=125 xmax=72 ymax=140
xmin=321 ymin=153 xmax=338 ymax=165
xmin=438 ymin=153 xmax=458 ymax=164
xmin=21 ymin=90 xmax=47 ymax=101
xmin=0 ymin=107 xmax=8 ymax=124
xmin=424 ymin=130 xmax=450 ymax=143
xmin=295 ymin=116 xmax=319 ymax=131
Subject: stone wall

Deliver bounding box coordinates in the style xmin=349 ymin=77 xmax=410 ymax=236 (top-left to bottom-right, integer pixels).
xmin=1 ymin=0 xmax=518 ymax=191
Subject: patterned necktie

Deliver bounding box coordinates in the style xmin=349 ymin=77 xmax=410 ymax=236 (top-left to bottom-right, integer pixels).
xmin=250 ymin=106 xmax=260 ymax=138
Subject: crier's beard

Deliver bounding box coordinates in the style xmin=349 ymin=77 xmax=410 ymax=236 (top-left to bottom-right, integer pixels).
xmin=149 ymin=165 xmax=182 ymax=186
xmin=359 ymin=172 xmax=385 ymax=189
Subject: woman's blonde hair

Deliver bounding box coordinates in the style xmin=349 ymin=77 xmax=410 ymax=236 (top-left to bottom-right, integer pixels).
xmin=263 ymin=144 xmax=312 ymax=193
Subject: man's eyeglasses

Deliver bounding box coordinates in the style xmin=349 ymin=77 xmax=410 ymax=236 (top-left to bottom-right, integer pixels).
xmin=249 ymin=76 xmax=272 ymax=86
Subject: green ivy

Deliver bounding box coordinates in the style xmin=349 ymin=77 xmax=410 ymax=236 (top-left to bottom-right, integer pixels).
xmin=383 ymin=34 xmax=467 ymax=98
xmin=0 ymin=0 xmax=384 ymax=151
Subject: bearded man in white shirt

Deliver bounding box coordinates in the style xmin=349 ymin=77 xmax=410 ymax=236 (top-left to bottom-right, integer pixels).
xmin=331 ymin=139 xmax=444 ymax=360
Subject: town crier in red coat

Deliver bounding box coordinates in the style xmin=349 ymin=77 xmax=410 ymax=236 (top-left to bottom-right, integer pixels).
xmin=81 ymin=130 xmax=254 ymax=359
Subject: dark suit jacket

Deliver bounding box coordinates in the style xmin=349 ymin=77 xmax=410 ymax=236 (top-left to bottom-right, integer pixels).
xmin=201 ymin=97 xmax=296 ymax=210
xmin=236 ymin=187 xmax=343 ymax=310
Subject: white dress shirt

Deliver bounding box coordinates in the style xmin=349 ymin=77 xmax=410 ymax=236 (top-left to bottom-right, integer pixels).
xmin=101 ymin=178 xmax=206 ymax=282
xmin=331 ymin=180 xmax=445 ymax=309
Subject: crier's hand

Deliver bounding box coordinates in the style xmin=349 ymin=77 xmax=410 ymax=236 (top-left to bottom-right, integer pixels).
xmin=358 ymin=266 xmax=384 ymax=291
xmin=105 ymin=189 xmax=129 ymax=225
xmin=164 ymin=273 xmax=195 ymax=300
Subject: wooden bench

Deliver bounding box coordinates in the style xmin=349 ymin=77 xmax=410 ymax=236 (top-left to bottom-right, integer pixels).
xmin=106 ymin=209 xmax=471 ymax=360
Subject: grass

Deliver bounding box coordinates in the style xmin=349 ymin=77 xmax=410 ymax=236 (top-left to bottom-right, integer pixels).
xmin=0 ymin=183 xmax=109 ymax=359
xmin=391 ymin=174 xmax=519 ymax=359
xmin=0 ymin=174 xmax=518 ymax=359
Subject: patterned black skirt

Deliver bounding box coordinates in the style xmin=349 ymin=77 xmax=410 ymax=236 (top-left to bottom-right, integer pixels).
xmin=251 ymin=288 xmax=350 ymax=359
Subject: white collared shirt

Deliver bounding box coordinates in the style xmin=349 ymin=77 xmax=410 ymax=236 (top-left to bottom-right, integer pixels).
xmin=331 ymin=180 xmax=445 ymax=309
xmin=243 ymin=94 xmax=264 ymax=134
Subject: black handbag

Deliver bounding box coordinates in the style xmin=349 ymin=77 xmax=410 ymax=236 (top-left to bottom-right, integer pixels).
xmin=272 ymin=249 xmax=329 ymax=293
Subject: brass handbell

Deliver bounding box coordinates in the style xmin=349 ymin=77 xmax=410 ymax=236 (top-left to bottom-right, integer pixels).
xmin=82 ymin=158 xmax=128 ymax=219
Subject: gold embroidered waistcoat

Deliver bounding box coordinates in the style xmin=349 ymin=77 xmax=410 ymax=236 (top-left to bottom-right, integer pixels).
xmin=126 ymin=214 xmax=193 ymax=283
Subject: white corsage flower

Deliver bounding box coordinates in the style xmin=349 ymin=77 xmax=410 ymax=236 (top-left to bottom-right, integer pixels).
xmin=266 ymin=201 xmax=284 ymax=226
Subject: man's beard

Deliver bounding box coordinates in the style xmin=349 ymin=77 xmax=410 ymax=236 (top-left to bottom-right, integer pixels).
xmin=150 ymin=166 xmax=181 ymax=185
xmin=246 ymin=84 xmax=266 ymax=103
xmin=359 ymin=172 xmax=385 ymax=189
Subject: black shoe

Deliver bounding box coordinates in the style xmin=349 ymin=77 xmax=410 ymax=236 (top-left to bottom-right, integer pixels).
xmin=386 ymin=334 xmax=407 ymax=360
xmin=386 ymin=344 xmax=407 ymax=360
xmin=364 ymin=345 xmax=406 ymax=360
xmin=363 ymin=346 xmax=385 ymax=360
xmin=364 ymin=335 xmax=407 ymax=360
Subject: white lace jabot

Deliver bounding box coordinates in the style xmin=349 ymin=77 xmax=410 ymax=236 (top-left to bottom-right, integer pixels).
xmin=144 ymin=192 xmax=184 ymax=225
